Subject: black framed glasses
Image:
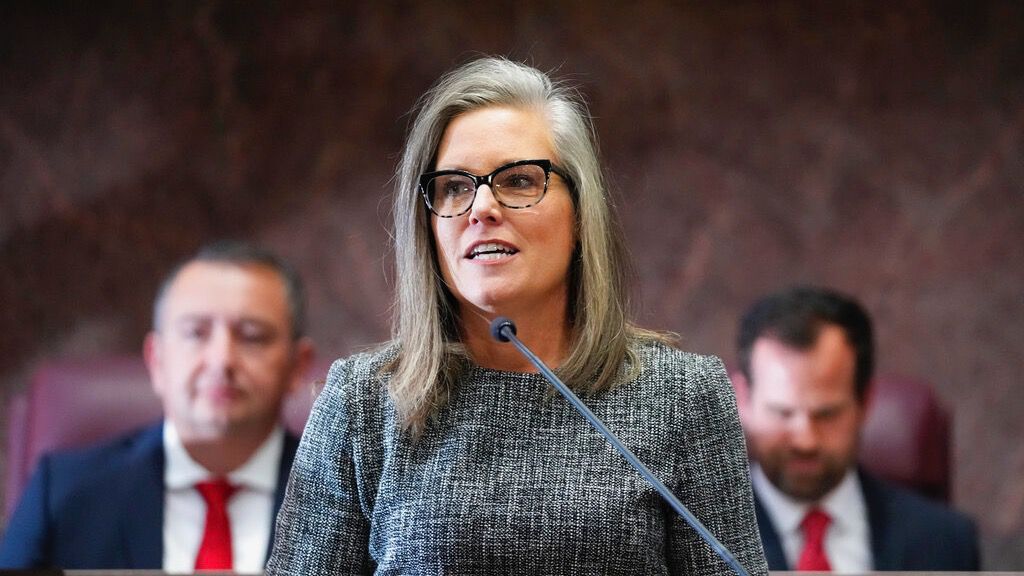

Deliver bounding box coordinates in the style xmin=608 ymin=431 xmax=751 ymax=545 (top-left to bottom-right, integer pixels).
xmin=418 ymin=159 xmax=571 ymax=218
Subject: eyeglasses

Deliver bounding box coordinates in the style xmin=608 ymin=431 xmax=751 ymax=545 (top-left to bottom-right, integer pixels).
xmin=418 ymin=159 xmax=571 ymax=218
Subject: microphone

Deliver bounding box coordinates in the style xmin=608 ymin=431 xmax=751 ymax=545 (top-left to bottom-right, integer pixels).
xmin=490 ymin=317 xmax=751 ymax=576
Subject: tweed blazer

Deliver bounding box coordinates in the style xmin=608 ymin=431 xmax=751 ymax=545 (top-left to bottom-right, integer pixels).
xmin=267 ymin=340 xmax=768 ymax=575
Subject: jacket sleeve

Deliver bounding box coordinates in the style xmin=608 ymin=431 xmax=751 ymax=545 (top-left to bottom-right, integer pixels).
xmin=0 ymin=455 xmax=54 ymax=568
xmin=666 ymin=355 xmax=768 ymax=576
xmin=265 ymin=358 xmax=374 ymax=575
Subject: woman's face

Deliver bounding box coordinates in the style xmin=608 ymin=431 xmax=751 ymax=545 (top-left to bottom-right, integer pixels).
xmin=431 ymin=105 xmax=576 ymax=320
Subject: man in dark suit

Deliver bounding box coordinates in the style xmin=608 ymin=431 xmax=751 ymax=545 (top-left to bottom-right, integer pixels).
xmin=735 ymin=286 xmax=979 ymax=571
xmin=0 ymin=241 xmax=315 ymax=571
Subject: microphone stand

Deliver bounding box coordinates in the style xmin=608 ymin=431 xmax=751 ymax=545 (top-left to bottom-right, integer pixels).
xmin=490 ymin=317 xmax=751 ymax=576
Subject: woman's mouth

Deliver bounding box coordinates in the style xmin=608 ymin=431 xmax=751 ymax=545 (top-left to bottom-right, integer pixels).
xmin=467 ymin=242 xmax=519 ymax=260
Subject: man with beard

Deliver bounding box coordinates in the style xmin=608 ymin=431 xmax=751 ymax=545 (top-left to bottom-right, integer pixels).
xmin=0 ymin=241 xmax=315 ymax=571
xmin=735 ymin=286 xmax=979 ymax=572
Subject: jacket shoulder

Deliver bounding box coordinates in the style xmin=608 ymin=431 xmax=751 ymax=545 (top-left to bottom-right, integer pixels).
xmin=632 ymin=338 xmax=725 ymax=370
xmin=864 ymin=472 xmax=975 ymax=532
xmin=629 ymin=339 xmax=730 ymax=394
xmin=0 ymin=423 xmax=164 ymax=568
xmin=324 ymin=343 xmax=397 ymax=390
xmin=861 ymin=471 xmax=979 ymax=570
xmin=42 ymin=423 xmax=163 ymax=484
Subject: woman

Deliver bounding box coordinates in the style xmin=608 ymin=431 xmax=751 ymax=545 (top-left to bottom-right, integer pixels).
xmin=267 ymin=57 xmax=767 ymax=575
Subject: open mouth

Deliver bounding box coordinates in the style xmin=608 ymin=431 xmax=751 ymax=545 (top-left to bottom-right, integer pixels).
xmin=467 ymin=242 xmax=519 ymax=260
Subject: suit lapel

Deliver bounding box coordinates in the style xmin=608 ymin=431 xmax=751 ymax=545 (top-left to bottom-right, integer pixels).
xmin=265 ymin=432 xmax=300 ymax=560
xmin=752 ymin=489 xmax=790 ymax=570
xmin=120 ymin=424 xmax=165 ymax=568
xmin=860 ymin=470 xmax=903 ymax=569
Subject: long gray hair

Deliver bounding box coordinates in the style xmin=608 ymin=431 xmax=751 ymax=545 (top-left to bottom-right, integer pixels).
xmin=388 ymin=57 xmax=665 ymax=434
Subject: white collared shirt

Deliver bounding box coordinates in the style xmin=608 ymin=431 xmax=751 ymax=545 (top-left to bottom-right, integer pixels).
xmin=752 ymin=464 xmax=873 ymax=573
xmin=162 ymin=421 xmax=284 ymax=574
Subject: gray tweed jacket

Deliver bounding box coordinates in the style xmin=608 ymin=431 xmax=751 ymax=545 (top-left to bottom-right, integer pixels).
xmin=267 ymin=340 xmax=768 ymax=575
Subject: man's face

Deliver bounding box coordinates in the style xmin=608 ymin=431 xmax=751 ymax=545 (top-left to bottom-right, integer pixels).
xmin=144 ymin=261 xmax=311 ymax=442
xmin=745 ymin=325 xmax=865 ymax=502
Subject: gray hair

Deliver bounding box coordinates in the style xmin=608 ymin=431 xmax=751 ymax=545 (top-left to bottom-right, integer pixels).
xmin=153 ymin=240 xmax=307 ymax=340
xmin=388 ymin=57 xmax=666 ymax=434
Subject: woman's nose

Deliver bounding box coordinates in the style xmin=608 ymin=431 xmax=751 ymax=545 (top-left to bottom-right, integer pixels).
xmin=468 ymin=184 xmax=503 ymax=225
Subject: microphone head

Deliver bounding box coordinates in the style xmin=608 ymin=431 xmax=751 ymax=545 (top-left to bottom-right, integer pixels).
xmin=490 ymin=317 xmax=517 ymax=342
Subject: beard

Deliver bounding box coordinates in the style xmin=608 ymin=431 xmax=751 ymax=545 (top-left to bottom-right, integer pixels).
xmin=756 ymin=447 xmax=852 ymax=502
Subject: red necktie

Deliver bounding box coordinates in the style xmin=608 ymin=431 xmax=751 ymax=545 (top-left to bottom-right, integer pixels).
xmin=194 ymin=478 xmax=238 ymax=570
xmin=797 ymin=507 xmax=832 ymax=571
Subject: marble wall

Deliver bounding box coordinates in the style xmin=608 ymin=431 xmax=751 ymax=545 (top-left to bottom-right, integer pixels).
xmin=1 ymin=0 xmax=1021 ymax=567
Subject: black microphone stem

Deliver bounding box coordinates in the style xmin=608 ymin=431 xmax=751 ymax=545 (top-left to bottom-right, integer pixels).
xmin=491 ymin=317 xmax=750 ymax=576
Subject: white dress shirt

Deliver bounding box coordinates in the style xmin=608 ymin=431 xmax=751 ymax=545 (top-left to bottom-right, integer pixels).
xmin=752 ymin=464 xmax=873 ymax=573
xmin=162 ymin=422 xmax=284 ymax=574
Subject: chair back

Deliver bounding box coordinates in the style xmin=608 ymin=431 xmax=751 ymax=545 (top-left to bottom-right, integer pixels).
xmin=859 ymin=374 xmax=951 ymax=501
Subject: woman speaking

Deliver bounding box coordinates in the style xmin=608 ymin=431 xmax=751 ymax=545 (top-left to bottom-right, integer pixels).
xmin=267 ymin=57 xmax=767 ymax=575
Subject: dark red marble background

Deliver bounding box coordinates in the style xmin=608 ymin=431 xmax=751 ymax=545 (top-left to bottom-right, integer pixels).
xmin=1 ymin=0 xmax=1021 ymax=567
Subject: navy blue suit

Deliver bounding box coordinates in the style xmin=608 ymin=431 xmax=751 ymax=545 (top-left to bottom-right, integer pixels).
xmin=0 ymin=422 xmax=299 ymax=569
xmin=754 ymin=470 xmax=980 ymax=570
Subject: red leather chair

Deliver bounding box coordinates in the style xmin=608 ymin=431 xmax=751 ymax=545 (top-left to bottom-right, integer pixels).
xmin=3 ymin=355 xmax=332 ymax=522
xmin=731 ymin=372 xmax=951 ymax=502
xmin=858 ymin=375 xmax=951 ymax=502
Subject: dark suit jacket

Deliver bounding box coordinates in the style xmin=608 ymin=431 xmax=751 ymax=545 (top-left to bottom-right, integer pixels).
xmin=754 ymin=469 xmax=980 ymax=571
xmin=0 ymin=422 xmax=299 ymax=569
